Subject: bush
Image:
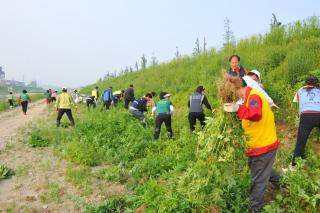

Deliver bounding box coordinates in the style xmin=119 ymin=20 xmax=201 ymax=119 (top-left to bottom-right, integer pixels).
xmin=29 ymin=129 xmax=49 ymax=147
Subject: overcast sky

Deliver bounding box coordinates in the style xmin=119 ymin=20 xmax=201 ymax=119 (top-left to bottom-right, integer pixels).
xmin=0 ymin=0 xmax=319 ymax=88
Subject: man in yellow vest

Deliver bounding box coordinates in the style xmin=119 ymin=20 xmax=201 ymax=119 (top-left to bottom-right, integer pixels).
xmin=91 ymin=86 xmax=100 ymax=102
xmin=56 ymin=87 xmax=76 ymax=127
xmin=221 ymin=76 xmax=280 ymax=212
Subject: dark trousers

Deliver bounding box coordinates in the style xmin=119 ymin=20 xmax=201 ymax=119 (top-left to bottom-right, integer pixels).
xmin=124 ymin=98 xmax=134 ymax=109
xmin=248 ymin=149 xmax=280 ymax=213
xmin=86 ymin=99 xmax=96 ymax=109
xmin=104 ymin=100 xmax=112 ymax=110
xmin=188 ymin=112 xmax=206 ymax=131
xmin=21 ymin=101 xmax=28 ymax=114
xmin=8 ymin=99 xmax=13 ymax=107
xmin=154 ymin=113 xmax=173 ymax=140
xmin=56 ymin=109 xmax=75 ymax=127
xmin=293 ymin=113 xmax=320 ymax=165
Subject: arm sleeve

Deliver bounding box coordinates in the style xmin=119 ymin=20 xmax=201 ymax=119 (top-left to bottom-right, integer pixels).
xmin=55 ymin=96 xmax=59 ymax=108
xmin=152 ymin=106 xmax=157 ymax=113
xmin=202 ymin=96 xmax=212 ymax=110
xmin=170 ymin=105 xmax=174 ymax=113
xmin=237 ymin=94 xmax=263 ymax=121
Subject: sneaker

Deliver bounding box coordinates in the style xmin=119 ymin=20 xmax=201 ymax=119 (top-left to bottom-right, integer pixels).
xmin=282 ymin=164 xmax=296 ymax=173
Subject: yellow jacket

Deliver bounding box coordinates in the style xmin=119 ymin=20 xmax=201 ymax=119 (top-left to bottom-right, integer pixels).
xmin=92 ymin=89 xmax=99 ymax=98
xmin=238 ymin=88 xmax=279 ymax=156
xmin=56 ymin=92 xmax=74 ymax=109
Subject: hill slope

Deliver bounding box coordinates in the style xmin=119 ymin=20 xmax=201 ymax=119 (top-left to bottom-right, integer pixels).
xmin=25 ymin=16 xmax=320 ymax=212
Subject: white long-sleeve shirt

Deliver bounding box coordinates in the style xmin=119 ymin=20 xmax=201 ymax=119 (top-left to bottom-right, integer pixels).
xmin=242 ymin=76 xmax=274 ymax=106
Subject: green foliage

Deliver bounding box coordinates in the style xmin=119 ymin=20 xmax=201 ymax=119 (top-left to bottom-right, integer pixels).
xmin=85 ymin=195 xmax=141 ymax=213
xmin=33 ymin=16 xmax=320 ymax=212
xmin=0 ymin=165 xmax=14 ymax=180
xmin=40 ymin=182 xmax=62 ymax=203
xmin=29 ymin=128 xmax=49 ymax=147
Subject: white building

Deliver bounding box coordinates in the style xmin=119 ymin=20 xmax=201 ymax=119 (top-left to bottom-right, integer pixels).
xmin=0 ymin=67 xmax=5 ymax=84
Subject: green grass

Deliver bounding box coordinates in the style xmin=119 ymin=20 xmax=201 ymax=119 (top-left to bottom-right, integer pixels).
xmin=30 ymin=16 xmax=320 ymax=212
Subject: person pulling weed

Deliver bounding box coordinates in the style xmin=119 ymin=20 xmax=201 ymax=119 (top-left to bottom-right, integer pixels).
xmin=129 ymin=93 xmax=152 ymax=127
xmin=220 ymin=75 xmax=280 ymax=213
xmin=152 ymin=92 xmax=174 ymax=140
xmin=188 ymin=86 xmax=213 ymax=132
xmin=102 ymin=86 xmax=114 ymax=111
xmin=56 ymin=87 xmax=76 ymax=127
xmin=291 ymin=75 xmax=320 ymax=166
xmin=86 ymin=96 xmax=96 ymax=109
xmin=124 ymin=84 xmax=135 ymax=109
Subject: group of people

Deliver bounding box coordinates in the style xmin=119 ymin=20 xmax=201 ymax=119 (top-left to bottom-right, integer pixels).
xmin=221 ymin=54 xmax=320 ymax=212
xmin=6 ymin=90 xmax=32 ymax=115
xmin=9 ymin=53 xmax=319 ymax=212
xmin=45 ymin=89 xmax=57 ymax=104
xmin=84 ymin=83 xmax=214 ymax=141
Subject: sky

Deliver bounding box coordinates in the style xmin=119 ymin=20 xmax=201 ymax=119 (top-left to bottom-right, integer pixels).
xmin=0 ymin=0 xmax=319 ymax=88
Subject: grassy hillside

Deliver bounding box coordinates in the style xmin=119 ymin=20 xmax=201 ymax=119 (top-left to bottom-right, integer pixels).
xmin=28 ymin=16 xmax=320 ymax=212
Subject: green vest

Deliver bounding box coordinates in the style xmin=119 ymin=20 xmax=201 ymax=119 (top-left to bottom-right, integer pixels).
xmin=21 ymin=93 xmax=28 ymax=101
xmin=8 ymin=94 xmax=13 ymax=100
xmin=156 ymin=99 xmax=172 ymax=113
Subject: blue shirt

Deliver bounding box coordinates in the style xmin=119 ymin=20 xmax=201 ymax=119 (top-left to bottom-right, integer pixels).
xmin=295 ymin=87 xmax=320 ymax=115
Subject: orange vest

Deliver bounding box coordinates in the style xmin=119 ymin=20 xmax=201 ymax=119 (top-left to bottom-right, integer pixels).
xmin=242 ymin=89 xmax=279 ymax=156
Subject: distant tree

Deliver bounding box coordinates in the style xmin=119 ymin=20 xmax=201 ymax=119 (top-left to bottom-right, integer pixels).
xmin=135 ymin=62 xmax=139 ymax=71
xmin=223 ymin=17 xmax=235 ymax=47
xmin=129 ymin=66 xmax=134 ymax=72
xmin=203 ymin=37 xmax=207 ymax=53
xmin=175 ymin=46 xmax=181 ymax=58
xmin=141 ymin=54 xmax=147 ymax=69
xmin=193 ymin=38 xmax=201 ymax=55
xmin=151 ymin=53 xmax=158 ymax=66
xmin=270 ymin=13 xmax=282 ymax=30
xmin=124 ymin=66 xmax=129 ymax=73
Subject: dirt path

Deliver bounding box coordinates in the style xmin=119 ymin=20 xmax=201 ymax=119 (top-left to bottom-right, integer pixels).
xmin=0 ymin=102 xmax=128 ymax=213
xmin=0 ymin=100 xmax=47 ymax=150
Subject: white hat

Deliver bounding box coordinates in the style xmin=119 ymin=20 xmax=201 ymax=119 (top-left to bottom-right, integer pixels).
xmin=248 ymin=70 xmax=261 ymax=81
xmin=164 ymin=93 xmax=171 ymax=98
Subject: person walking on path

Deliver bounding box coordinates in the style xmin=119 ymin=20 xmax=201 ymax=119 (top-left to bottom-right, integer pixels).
xmin=220 ymin=75 xmax=280 ymax=212
xmin=7 ymin=92 xmax=14 ymax=109
xmin=124 ymin=84 xmax=135 ymax=109
xmin=56 ymin=87 xmax=76 ymax=127
xmin=129 ymin=93 xmax=152 ymax=127
xmin=17 ymin=90 xmax=31 ymax=115
xmin=102 ymin=87 xmax=114 ymax=110
xmin=291 ymin=75 xmax=320 ymax=166
xmin=188 ymin=86 xmax=213 ymax=132
xmin=152 ymin=92 xmax=174 ymax=140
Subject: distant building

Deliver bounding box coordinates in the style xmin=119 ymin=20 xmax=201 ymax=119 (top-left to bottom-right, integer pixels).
xmin=28 ymin=80 xmax=37 ymax=88
xmin=5 ymin=80 xmax=25 ymax=87
xmin=0 ymin=67 xmax=5 ymax=84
